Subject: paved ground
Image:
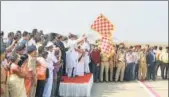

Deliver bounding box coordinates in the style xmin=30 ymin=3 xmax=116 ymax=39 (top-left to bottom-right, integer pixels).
xmin=90 ymin=80 xmax=168 ymax=97
xmin=91 ymin=69 xmax=168 ymax=97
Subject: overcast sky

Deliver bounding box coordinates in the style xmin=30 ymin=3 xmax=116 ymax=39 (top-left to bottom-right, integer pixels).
xmin=1 ymin=1 xmax=168 ymax=43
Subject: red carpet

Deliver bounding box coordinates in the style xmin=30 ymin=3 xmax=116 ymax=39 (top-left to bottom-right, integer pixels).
xmin=62 ymin=73 xmax=92 ymax=83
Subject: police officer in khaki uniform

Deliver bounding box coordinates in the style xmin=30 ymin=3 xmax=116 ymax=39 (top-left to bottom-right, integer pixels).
xmin=109 ymin=46 xmax=117 ymax=82
xmin=100 ymin=54 xmax=110 ymax=82
xmin=115 ymin=49 xmax=125 ymax=82
xmin=138 ymin=48 xmax=147 ymax=80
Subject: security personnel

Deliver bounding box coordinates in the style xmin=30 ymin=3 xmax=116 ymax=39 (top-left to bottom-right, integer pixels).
xmin=100 ymin=54 xmax=110 ymax=82
xmin=109 ymin=46 xmax=117 ymax=82
xmin=138 ymin=49 xmax=147 ymax=80
xmin=115 ymin=49 xmax=125 ymax=82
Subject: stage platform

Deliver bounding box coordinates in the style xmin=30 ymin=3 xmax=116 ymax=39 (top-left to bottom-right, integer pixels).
xmin=59 ymin=73 xmax=93 ymax=97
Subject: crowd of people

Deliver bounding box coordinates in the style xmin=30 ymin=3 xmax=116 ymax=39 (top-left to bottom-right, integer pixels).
xmin=0 ymin=29 xmax=168 ymax=97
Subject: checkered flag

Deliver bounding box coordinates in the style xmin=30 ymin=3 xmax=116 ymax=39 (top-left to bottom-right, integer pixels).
xmin=91 ymin=14 xmax=114 ymax=37
xmin=100 ymin=37 xmax=114 ymax=58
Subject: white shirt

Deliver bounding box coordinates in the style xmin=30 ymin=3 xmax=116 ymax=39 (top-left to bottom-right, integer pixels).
xmin=28 ymin=38 xmax=36 ymax=46
xmin=46 ymin=51 xmax=58 ymax=70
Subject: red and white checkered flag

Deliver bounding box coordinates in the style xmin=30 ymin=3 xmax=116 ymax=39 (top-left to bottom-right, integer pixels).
xmin=100 ymin=37 xmax=114 ymax=58
xmin=91 ymin=14 xmax=114 ymax=37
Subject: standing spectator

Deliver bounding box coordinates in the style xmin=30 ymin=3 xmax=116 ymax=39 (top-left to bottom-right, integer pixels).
xmin=6 ymin=32 xmax=14 ymax=47
xmin=115 ymin=49 xmax=125 ymax=82
xmin=16 ymin=30 xmax=22 ymax=40
xmin=160 ymin=47 xmax=169 ymax=79
xmin=19 ymin=31 xmax=30 ymax=54
xmin=153 ymin=46 xmax=158 ymax=55
xmin=133 ymin=47 xmax=139 ymax=80
xmin=100 ymin=54 xmax=110 ymax=82
xmin=90 ymin=44 xmax=101 ymax=82
xmin=138 ymin=49 xmax=147 ymax=80
xmin=19 ymin=31 xmax=30 ymax=45
xmin=54 ymin=35 xmax=66 ymax=76
xmin=27 ymin=45 xmax=38 ymax=97
xmin=52 ymin=46 xmax=62 ymax=97
xmin=155 ymin=46 xmax=163 ymax=78
xmin=147 ymin=47 xmax=156 ymax=80
xmin=8 ymin=53 xmax=27 ymax=97
xmin=43 ymin=42 xmax=57 ymax=97
xmin=36 ymin=47 xmax=48 ymax=97
xmin=125 ymin=46 xmax=135 ymax=81
xmin=0 ymin=47 xmax=9 ymax=97
xmin=28 ymin=29 xmax=38 ymax=46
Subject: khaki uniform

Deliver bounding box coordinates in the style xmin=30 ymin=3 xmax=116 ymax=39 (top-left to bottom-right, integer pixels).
xmin=100 ymin=54 xmax=110 ymax=82
xmin=115 ymin=50 xmax=125 ymax=82
xmin=138 ymin=51 xmax=147 ymax=80
xmin=109 ymin=53 xmax=117 ymax=81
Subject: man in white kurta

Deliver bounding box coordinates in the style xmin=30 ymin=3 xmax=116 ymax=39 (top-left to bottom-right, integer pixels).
xmin=82 ymin=38 xmax=90 ymax=73
xmin=75 ymin=44 xmax=85 ymax=76
xmin=66 ymin=34 xmax=86 ymax=77
xmin=66 ymin=39 xmax=78 ymax=77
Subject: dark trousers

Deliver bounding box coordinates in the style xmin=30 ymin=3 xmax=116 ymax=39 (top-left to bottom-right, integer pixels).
xmin=51 ymin=67 xmax=62 ymax=97
xmin=62 ymin=54 xmax=66 ymax=75
xmin=161 ymin=63 xmax=169 ymax=79
xmin=124 ymin=63 xmax=135 ymax=81
xmin=132 ymin=63 xmax=136 ymax=80
xmin=51 ymin=68 xmax=58 ymax=97
xmin=36 ymin=80 xmax=46 ymax=97
xmin=155 ymin=61 xmax=162 ymax=78
xmin=89 ymin=62 xmax=93 ymax=73
xmin=92 ymin=63 xmax=100 ymax=82
xmin=51 ymin=78 xmax=57 ymax=97
xmin=147 ymin=63 xmax=156 ymax=80
xmin=56 ymin=67 xmax=62 ymax=96
xmin=135 ymin=64 xmax=139 ymax=80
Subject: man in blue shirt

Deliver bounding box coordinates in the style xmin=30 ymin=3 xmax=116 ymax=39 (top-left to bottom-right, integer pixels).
xmin=147 ymin=47 xmax=156 ymax=80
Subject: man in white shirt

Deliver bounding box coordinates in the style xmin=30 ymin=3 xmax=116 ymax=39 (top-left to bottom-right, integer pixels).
xmin=43 ymin=42 xmax=58 ymax=97
xmin=66 ymin=33 xmax=86 ymax=77
xmin=66 ymin=34 xmax=78 ymax=78
xmin=82 ymin=37 xmax=90 ymax=73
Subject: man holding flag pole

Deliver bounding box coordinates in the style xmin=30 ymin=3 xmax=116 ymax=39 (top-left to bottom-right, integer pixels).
xmin=91 ymin=13 xmax=115 ymax=82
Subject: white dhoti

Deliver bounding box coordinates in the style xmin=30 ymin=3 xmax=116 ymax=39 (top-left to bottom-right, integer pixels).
xmin=66 ymin=50 xmax=78 ymax=77
xmin=43 ymin=69 xmax=53 ymax=97
xmin=82 ymin=42 xmax=90 ymax=73
xmin=75 ymin=52 xmax=85 ymax=76
xmin=84 ymin=55 xmax=90 ymax=73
